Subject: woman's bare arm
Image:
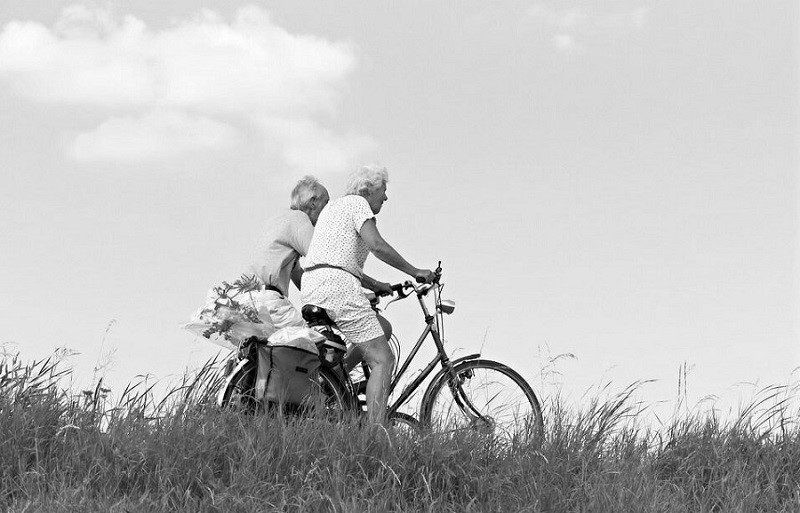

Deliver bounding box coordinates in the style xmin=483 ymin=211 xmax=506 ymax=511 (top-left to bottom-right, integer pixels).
xmin=360 ymin=218 xmax=433 ymax=282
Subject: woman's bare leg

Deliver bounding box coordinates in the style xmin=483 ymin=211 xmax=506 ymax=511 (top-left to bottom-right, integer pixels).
xmin=343 ymin=314 xmax=391 ymax=373
xmin=359 ymin=335 xmax=395 ymax=426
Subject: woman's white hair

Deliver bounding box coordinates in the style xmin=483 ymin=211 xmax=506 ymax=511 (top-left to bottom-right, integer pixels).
xmin=290 ymin=175 xmax=324 ymax=212
xmin=345 ymin=165 xmax=389 ymax=196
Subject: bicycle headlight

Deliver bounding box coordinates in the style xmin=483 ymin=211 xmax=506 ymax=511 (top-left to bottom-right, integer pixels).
xmin=438 ymin=299 xmax=455 ymax=315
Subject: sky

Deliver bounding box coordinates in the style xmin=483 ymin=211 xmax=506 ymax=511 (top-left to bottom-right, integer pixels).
xmin=0 ymin=0 xmax=797 ymax=422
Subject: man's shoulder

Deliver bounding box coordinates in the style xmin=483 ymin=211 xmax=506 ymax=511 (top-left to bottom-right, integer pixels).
xmin=260 ymin=210 xmax=312 ymax=241
xmin=268 ymin=209 xmax=311 ymax=226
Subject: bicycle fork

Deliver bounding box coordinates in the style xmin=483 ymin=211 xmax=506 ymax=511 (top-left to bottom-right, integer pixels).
xmin=425 ymin=310 xmax=490 ymax=426
xmin=445 ymin=369 xmax=496 ymax=431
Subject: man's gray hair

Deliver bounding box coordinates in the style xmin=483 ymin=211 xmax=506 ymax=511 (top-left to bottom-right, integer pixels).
xmin=345 ymin=165 xmax=389 ymax=197
xmin=290 ymin=175 xmax=324 ymax=211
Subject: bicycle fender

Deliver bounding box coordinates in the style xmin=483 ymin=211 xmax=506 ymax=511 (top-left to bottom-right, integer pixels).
xmin=420 ymin=353 xmax=481 ymax=413
xmin=216 ymin=358 xmax=252 ymax=407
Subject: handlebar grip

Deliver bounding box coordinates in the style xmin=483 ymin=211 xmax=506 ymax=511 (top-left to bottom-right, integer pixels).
xmin=376 ymin=283 xmax=406 ymax=297
xmin=416 ymin=263 xmax=442 ymax=284
xmin=416 ymin=273 xmax=441 ymax=284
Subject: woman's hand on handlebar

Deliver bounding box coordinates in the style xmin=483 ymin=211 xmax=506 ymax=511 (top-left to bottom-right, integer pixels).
xmin=376 ymin=263 xmax=441 ymax=303
xmin=413 ymin=268 xmax=436 ymax=284
xmin=375 ymin=281 xmax=411 ymax=299
xmin=373 ymin=281 xmax=394 ymax=297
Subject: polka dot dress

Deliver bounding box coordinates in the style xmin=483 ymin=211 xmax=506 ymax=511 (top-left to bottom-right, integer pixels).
xmin=301 ymin=195 xmax=385 ymax=344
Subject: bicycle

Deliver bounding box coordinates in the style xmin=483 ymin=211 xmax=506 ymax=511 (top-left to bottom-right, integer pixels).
xmin=218 ymin=263 xmax=544 ymax=442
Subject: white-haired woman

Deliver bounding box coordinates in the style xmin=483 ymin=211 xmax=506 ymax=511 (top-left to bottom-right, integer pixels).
xmin=301 ymin=165 xmax=434 ymax=426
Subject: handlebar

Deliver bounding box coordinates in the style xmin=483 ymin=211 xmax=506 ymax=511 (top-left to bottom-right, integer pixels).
xmin=374 ymin=282 xmax=404 ymax=297
xmin=375 ymin=263 xmax=442 ymax=299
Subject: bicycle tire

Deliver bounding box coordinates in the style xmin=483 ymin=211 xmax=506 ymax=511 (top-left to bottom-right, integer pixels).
xmin=219 ymin=360 xmax=260 ymax=413
xmin=218 ymin=363 xmax=352 ymax=418
xmin=388 ymin=411 xmax=420 ymax=434
xmin=315 ymin=366 xmax=354 ymax=419
xmin=420 ymin=359 xmax=544 ymax=444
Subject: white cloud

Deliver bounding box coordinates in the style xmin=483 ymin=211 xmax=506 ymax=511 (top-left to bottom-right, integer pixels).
xmin=526 ymin=4 xmax=649 ymax=53
xmin=70 ymin=109 xmax=240 ymax=161
xmin=0 ymin=5 xmax=368 ymax=169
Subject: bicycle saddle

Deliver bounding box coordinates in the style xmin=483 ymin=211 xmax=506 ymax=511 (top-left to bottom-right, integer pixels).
xmin=301 ymin=304 xmax=334 ymax=326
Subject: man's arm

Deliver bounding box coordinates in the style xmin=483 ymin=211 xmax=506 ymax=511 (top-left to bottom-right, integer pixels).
xmin=291 ymin=213 xmax=315 ymax=257
xmin=290 ymin=261 xmax=303 ymax=291
xmin=288 ymin=213 xmax=314 ymax=291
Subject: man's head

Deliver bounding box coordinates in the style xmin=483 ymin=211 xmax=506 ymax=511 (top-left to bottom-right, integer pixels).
xmin=345 ymin=165 xmax=389 ymax=215
xmin=290 ymin=176 xmax=329 ymax=225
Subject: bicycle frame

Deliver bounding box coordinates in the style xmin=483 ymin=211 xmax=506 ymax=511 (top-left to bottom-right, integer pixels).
xmin=218 ymin=266 xmax=520 ymax=427
xmin=374 ymin=279 xmax=480 ymax=417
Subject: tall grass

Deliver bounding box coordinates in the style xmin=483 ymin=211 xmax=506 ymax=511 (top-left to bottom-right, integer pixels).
xmin=2 ymin=354 xmax=800 ymax=512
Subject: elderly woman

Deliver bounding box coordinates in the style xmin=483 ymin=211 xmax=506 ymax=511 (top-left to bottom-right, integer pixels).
xmin=301 ymin=165 xmax=434 ymax=426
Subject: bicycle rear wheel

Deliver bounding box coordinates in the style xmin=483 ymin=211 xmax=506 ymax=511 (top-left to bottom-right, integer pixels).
xmin=218 ymin=363 xmax=352 ymax=417
xmin=218 ymin=361 xmax=260 ymax=413
xmin=420 ymin=359 xmax=543 ymax=444
xmin=314 ymin=366 xmax=354 ymax=419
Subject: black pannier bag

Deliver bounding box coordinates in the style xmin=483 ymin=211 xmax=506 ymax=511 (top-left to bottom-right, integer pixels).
xmin=255 ymin=328 xmax=322 ymax=408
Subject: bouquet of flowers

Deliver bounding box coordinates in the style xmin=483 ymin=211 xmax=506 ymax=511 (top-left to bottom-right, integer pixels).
xmin=183 ymin=274 xmax=275 ymax=350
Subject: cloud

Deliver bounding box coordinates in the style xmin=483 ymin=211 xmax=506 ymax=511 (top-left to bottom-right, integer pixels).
xmin=0 ymin=5 xmax=369 ymax=169
xmin=526 ymin=4 xmax=649 ymax=53
xmin=70 ymin=110 xmax=240 ymax=161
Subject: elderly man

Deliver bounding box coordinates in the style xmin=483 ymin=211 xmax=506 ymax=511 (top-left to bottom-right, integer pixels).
xmin=301 ymin=165 xmax=434 ymax=425
xmin=249 ymin=175 xmax=330 ymax=330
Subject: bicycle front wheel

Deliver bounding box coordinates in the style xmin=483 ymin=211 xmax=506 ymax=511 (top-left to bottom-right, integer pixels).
xmin=420 ymin=359 xmax=543 ymax=444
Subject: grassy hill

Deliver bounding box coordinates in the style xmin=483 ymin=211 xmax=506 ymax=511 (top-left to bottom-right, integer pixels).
xmin=2 ymin=355 xmax=800 ymax=512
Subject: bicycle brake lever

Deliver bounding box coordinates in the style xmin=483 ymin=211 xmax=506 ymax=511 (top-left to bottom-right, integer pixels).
xmin=382 ymin=296 xmax=402 ymax=310
xmin=390 ymin=282 xmax=410 ymax=298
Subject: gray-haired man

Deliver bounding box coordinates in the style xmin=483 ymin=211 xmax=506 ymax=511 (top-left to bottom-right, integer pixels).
xmin=248 ymin=176 xmax=330 ymax=329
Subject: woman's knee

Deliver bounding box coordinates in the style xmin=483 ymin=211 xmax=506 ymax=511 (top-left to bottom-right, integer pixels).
xmin=361 ymin=336 xmax=395 ymax=368
xmin=377 ymin=314 xmax=392 ymax=340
